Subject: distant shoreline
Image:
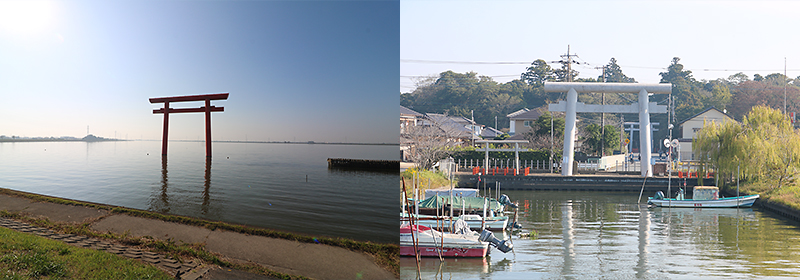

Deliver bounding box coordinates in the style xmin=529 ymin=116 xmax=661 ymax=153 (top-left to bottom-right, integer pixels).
xmin=0 ymin=139 xmax=127 ymax=143
xmin=0 ymin=139 xmax=397 ymax=146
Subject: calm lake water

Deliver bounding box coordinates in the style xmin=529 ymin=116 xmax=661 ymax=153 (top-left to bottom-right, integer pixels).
xmin=401 ymin=190 xmax=800 ymax=279
xmin=0 ymin=141 xmax=398 ymax=244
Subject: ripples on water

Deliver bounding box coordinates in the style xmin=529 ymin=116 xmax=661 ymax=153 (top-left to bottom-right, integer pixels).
xmin=0 ymin=141 xmax=398 ymax=244
xmin=401 ymin=190 xmax=800 ymax=279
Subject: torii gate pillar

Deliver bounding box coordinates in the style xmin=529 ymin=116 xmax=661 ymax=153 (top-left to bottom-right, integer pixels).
xmin=546 ymin=83 xmax=670 ymax=177
xmin=150 ymin=93 xmax=229 ymax=157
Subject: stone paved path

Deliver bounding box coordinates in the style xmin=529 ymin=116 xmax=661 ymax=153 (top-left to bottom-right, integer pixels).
xmin=0 ymin=191 xmax=397 ymax=280
xmin=0 ymin=217 xmax=206 ymax=278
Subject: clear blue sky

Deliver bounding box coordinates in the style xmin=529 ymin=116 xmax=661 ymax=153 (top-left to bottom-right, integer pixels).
xmin=0 ymin=0 xmax=399 ymax=143
xmin=402 ymin=1 xmax=800 ymax=93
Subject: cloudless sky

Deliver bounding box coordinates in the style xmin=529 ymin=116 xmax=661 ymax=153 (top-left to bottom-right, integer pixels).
xmin=1 ymin=0 xmax=399 ymax=143
xmin=402 ymin=0 xmax=800 ymax=93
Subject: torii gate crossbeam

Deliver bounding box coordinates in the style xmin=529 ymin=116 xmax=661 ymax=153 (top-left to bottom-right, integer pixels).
xmin=150 ymin=93 xmax=229 ymax=157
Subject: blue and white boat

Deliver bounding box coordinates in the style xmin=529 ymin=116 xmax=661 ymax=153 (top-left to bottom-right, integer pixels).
xmin=647 ymin=186 xmax=759 ymax=208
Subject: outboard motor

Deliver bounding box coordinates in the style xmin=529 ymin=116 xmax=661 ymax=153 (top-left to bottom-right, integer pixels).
xmin=499 ymin=194 xmax=518 ymax=208
xmin=479 ymin=230 xmax=513 ymax=253
xmin=654 ymin=191 xmax=665 ymax=200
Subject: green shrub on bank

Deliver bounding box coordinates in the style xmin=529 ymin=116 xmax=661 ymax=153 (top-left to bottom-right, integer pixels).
xmin=400 ymin=168 xmax=453 ymax=196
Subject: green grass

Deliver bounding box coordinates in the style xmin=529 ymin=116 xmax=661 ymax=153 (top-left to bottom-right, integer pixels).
xmin=720 ymin=179 xmax=800 ymax=211
xmin=0 ymin=226 xmax=171 ymax=280
xmin=401 ymin=168 xmax=453 ymax=195
xmin=0 ymin=188 xmax=399 ymax=277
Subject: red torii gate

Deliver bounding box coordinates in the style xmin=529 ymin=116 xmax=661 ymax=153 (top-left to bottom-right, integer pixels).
xmin=149 ymin=93 xmax=229 ymax=157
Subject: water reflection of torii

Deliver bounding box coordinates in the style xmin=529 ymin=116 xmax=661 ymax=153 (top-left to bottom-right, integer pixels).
xmin=156 ymin=156 xmax=214 ymax=215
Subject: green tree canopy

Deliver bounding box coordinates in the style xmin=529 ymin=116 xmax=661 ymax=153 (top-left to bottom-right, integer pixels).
xmin=694 ymin=105 xmax=800 ymax=192
xmin=598 ymin=58 xmax=636 ymax=83
xmin=400 ymin=70 xmax=527 ymax=130
xmin=582 ymin=124 xmax=622 ymax=156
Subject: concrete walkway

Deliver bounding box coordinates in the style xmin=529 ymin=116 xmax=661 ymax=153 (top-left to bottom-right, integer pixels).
xmin=0 ymin=192 xmax=396 ymax=280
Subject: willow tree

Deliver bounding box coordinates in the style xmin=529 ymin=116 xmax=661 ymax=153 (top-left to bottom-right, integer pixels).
xmin=694 ymin=105 xmax=800 ymax=192
xmin=693 ymin=117 xmax=745 ymax=185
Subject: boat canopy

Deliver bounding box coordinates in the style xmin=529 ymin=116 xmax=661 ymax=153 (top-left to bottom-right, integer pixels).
xmin=693 ymin=186 xmax=719 ymax=200
xmin=417 ymin=195 xmax=502 ymax=211
xmin=425 ymin=188 xmax=478 ymax=199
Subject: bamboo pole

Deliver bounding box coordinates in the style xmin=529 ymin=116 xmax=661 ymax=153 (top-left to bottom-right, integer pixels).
xmin=401 ymin=178 xmax=420 ymax=278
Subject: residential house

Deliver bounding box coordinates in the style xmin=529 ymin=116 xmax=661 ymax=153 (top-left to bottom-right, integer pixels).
xmin=676 ymin=107 xmax=736 ymax=161
xmin=507 ymin=107 xmax=546 ymax=136
xmin=424 ymin=113 xmax=482 ymax=142
xmin=400 ymin=105 xmax=424 ymax=134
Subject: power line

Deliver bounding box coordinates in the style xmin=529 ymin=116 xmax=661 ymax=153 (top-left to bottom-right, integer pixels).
xmin=401 ymin=59 xmax=530 ymax=65
xmin=403 ymin=58 xmax=800 ymax=72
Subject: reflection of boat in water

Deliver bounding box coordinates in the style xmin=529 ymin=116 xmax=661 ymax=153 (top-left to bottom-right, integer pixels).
xmin=647 ymin=186 xmax=759 ymax=208
xmin=400 ymin=256 xmax=490 ymax=279
xmin=649 ymin=206 xmax=758 ymax=219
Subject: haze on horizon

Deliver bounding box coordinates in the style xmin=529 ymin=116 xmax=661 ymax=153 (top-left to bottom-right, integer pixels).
xmin=1 ymin=1 xmax=399 ymax=144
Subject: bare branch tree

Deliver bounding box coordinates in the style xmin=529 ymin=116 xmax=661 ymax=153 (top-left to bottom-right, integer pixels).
xmin=402 ymin=118 xmax=465 ymax=170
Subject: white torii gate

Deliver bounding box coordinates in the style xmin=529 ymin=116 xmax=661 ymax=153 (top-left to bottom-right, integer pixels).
xmin=545 ymin=82 xmax=671 ymax=177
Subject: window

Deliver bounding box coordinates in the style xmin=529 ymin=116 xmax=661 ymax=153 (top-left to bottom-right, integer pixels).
xmin=523 ymin=120 xmax=531 ymax=127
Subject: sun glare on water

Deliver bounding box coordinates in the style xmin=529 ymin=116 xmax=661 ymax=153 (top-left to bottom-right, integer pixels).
xmin=0 ymin=0 xmax=55 ymax=35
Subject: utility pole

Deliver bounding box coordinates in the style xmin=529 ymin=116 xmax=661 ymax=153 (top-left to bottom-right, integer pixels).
xmin=620 ymin=115 xmax=625 ymax=154
xmin=560 ymin=45 xmax=578 ymax=82
xmin=550 ymin=114 xmax=554 ymax=173
xmin=599 ymin=66 xmax=606 ymax=156
xmin=471 ymin=110 xmax=475 ymax=146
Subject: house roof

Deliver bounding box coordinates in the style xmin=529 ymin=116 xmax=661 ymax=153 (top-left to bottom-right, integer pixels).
xmin=400 ymin=105 xmax=423 ymax=117
xmin=508 ymin=106 xmax=548 ymax=121
xmin=677 ymin=107 xmax=736 ymax=126
xmin=424 ymin=113 xmax=477 ymax=138
xmin=506 ymin=108 xmax=529 ymax=118
xmin=425 ymin=113 xmax=475 ymax=126
xmin=480 ymin=127 xmax=503 ymax=138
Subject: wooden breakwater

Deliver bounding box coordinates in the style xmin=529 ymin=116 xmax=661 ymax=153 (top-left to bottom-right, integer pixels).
xmin=327 ymin=158 xmax=399 ymax=171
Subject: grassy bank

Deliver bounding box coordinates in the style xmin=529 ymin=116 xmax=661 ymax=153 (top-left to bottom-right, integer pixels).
xmin=0 ymin=225 xmax=171 ymax=280
xmin=400 ymin=168 xmax=454 ymax=196
xmin=720 ymin=180 xmax=800 ymax=211
xmin=0 ymin=188 xmax=399 ymax=277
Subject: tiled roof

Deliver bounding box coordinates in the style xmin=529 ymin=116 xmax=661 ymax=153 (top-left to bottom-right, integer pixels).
xmin=400 ymin=105 xmax=423 ymax=117
xmin=677 ymin=107 xmax=736 ymax=126
xmin=506 ymin=108 xmax=529 ymax=118
xmin=509 ymin=107 xmax=545 ymax=120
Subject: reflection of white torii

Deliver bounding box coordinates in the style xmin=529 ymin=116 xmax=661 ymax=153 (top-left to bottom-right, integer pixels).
xmin=545 ymin=82 xmax=671 ymax=177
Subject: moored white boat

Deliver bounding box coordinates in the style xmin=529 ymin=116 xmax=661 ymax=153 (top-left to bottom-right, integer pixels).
xmin=400 ymin=223 xmax=489 ymax=257
xmin=647 ymin=186 xmax=759 ymax=208
xmin=399 ymin=213 xmax=508 ymax=231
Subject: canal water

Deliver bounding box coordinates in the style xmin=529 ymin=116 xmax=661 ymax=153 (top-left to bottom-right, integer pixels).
xmin=0 ymin=141 xmax=398 ymax=244
xmin=401 ymin=190 xmax=800 ymax=279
